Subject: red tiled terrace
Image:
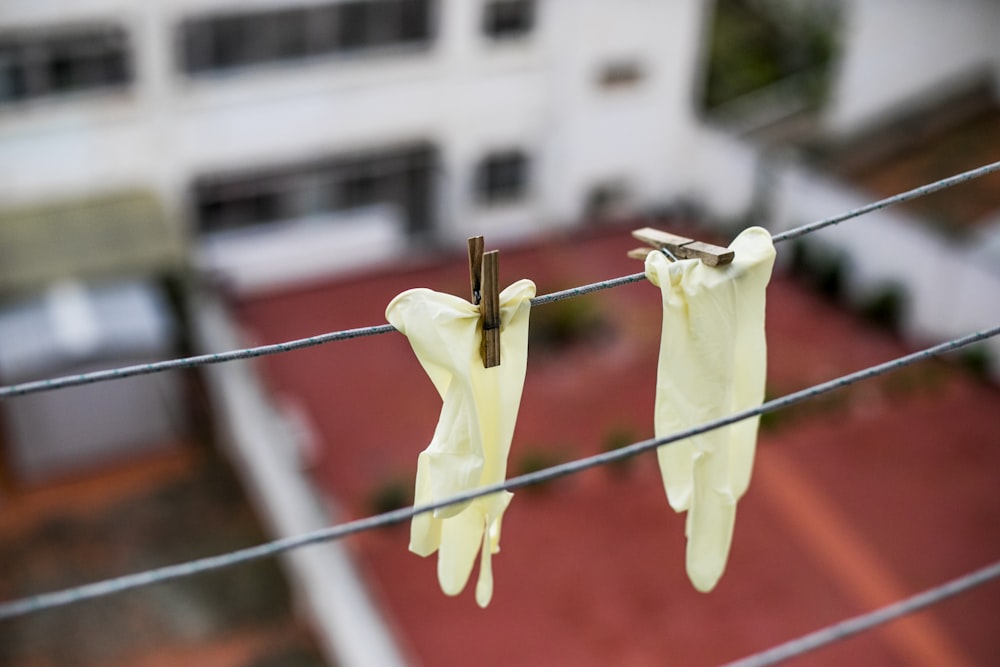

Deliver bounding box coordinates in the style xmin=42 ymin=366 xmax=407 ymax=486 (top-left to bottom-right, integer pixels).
xmin=235 ymin=223 xmax=1000 ymax=666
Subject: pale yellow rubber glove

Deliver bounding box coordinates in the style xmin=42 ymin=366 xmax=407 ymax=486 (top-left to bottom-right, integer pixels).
xmin=385 ymin=279 xmax=535 ymax=607
xmin=644 ymin=227 xmax=775 ymax=592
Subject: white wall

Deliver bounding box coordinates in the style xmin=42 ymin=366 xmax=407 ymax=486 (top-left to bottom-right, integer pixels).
xmin=680 ymin=125 xmax=760 ymax=221
xmin=537 ymin=0 xmax=704 ymax=222
xmin=824 ymin=0 xmax=1000 ymax=137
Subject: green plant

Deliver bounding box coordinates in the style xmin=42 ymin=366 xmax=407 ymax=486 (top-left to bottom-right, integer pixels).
xmin=882 ymin=361 xmax=946 ymax=397
xmin=528 ymin=294 xmax=608 ymax=352
xmin=789 ymin=240 xmax=846 ymax=301
xmin=367 ymin=476 xmax=413 ymax=516
xmin=858 ymin=283 xmax=907 ymax=334
xmin=955 ymin=345 xmax=996 ymax=383
xmin=758 ymin=389 xmax=783 ymax=431
xmin=759 ymin=385 xmax=850 ymax=429
xmin=513 ymin=447 xmax=567 ymax=493
xmin=702 ymin=0 xmax=841 ymax=110
xmin=601 ymin=425 xmax=640 ymax=474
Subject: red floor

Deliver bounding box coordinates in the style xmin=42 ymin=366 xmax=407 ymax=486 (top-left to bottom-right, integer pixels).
xmin=236 ymin=223 xmax=1000 ymax=666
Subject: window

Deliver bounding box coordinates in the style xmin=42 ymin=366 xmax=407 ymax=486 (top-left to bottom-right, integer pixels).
xmin=180 ymin=0 xmax=435 ymax=75
xmin=482 ymin=0 xmax=535 ymax=39
xmin=585 ymin=180 xmax=631 ymax=219
xmin=0 ymin=26 xmax=130 ymax=104
xmin=475 ymin=151 xmax=529 ymax=204
xmin=193 ymin=143 xmax=438 ymax=236
xmin=597 ymin=60 xmax=644 ymax=89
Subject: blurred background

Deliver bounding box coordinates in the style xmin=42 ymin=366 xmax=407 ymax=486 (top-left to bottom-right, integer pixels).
xmin=1 ymin=0 xmax=999 ymax=665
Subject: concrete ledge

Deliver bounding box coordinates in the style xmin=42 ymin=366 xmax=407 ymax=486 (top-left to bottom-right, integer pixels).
xmin=187 ymin=289 xmax=409 ymax=667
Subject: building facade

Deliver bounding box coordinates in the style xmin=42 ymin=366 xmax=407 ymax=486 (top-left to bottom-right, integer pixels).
xmin=1 ymin=0 xmax=707 ymax=292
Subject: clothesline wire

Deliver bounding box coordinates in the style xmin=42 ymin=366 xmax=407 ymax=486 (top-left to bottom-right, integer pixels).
xmin=1 ymin=158 xmax=998 ymax=400
xmin=720 ymin=559 xmax=1000 ymax=667
xmin=1 ymin=322 xmax=996 ymax=621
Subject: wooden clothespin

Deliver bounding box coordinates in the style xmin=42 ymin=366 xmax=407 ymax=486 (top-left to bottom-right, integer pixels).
xmin=468 ymin=236 xmax=501 ymax=368
xmin=627 ymin=227 xmax=734 ymax=266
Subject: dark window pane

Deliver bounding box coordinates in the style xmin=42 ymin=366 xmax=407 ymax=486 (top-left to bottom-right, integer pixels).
xmin=48 ymin=54 xmax=74 ymax=91
xmin=103 ymin=49 xmax=129 ymax=85
xmin=0 ymin=45 xmax=26 ymax=101
xmin=366 ymin=2 xmax=397 ymax=47
xmin=181 ymin=0 xmax=435 ymax=74
xmin=483 ymin=0 xmax=534 ymax=39
xmin=0 ymin=27 xmax=131 ymax=103
xmin=476 ymin=151 xmax=529 ymax=204
xmin=400 ymin=0 xmax=432 ymax=41
xmin=195 ymin=144 xmax=438 ymax=236
xmin=305 ymin=6 xmax=340 ymax=54
xmin=342 ymin=170 xmax=380 ymax=208
xmin=211 ymin=16 xmax=252 ymax=68
xmin=180 ymin=21 xmax=212 ymax=73
xmin=0 ymin=66 xmax=23 ymax=102
xmin=269 ymin=9 xmax=310 ymax=60
xmin=338 ymin=3 xmax=370 ymax=50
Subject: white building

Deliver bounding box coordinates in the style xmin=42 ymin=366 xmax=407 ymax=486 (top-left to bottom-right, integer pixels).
xmin=0 ymin=0 xmax=708 ymax=293
xmin=823 ymin=0 xmax=1000 ymax=139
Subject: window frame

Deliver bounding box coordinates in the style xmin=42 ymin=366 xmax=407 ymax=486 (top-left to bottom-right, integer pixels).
xmin=192 ymin=143 xmax=439 ymax=237
xmin=0 ymin=24 xmax=131 ymax=105
xmin=482 ymin=0 xmax=535 ymax=40
xmin=474 ymin=150 xmax=530 ymax=206
xmin=179 ymin=0 xmax=436 ymax=76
